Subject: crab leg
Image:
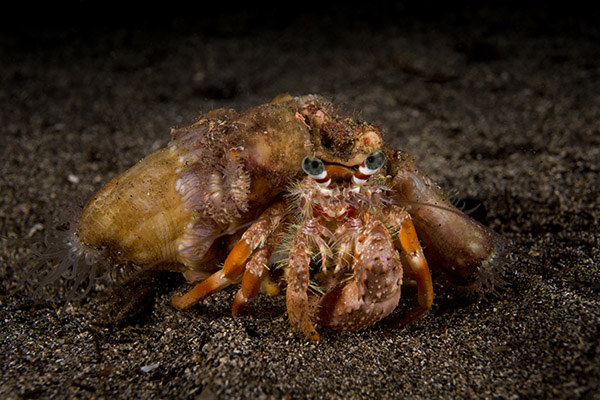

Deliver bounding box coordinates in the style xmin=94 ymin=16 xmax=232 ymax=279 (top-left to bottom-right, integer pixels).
xmin=383 ymin=205 xmax=433 ymax=324
xmin=286 ymin=220 xmax=321 ymax=341
xmin=231 ymin=222 xmax=285 ymax=316
xmin=332 ymin=217 xmax=362 ymax=273
xmin=171 ymin=202 xmax=285 ymax=310
xmin=231 ymin=248 xmax=269 ymax=316
xmin=395 ymin=212 xmax=434 ymax=324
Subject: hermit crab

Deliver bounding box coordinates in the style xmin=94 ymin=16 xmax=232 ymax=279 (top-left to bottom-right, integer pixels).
xmin=42 ymin=94 xmax=506 ymax=340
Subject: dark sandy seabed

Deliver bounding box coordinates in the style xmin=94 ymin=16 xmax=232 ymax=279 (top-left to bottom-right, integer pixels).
xmin=1 ymin=2 xmax=599 ymax=399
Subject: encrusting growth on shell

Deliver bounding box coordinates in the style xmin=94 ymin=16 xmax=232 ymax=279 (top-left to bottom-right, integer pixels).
xmin=75 ymin=96 xmax=316 ymax=274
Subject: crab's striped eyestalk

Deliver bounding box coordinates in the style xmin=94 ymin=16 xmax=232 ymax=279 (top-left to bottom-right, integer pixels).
xmin=302 ymin=157 xmax=330 ymax=188
xmin=353 ymin=151 xmax=385 ymax=185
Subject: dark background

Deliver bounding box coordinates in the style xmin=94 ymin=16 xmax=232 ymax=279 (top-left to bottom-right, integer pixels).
xmin=1 ymin=2 xmax=599 ymax=399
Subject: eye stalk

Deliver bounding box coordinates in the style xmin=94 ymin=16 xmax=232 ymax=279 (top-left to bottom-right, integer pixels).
xmin=302 ymin=157 xmax=331 ymax=188
xmin=353 ymin=151 xmax=385 ymax=185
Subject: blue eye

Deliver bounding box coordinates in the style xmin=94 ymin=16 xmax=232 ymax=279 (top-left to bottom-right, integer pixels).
xmin=364 ymin=151 xmax=385 ymax=172
xmin=302 ymin=157 xmax=325 ymax=177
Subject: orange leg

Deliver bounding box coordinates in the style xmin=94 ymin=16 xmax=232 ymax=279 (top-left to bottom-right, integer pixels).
xmin=231 ymin=224 xmax=283 ymax=316
xmin=231 ymin=248 xmax=268 ymax=316
xmin=171 ymin=270 xmax=238 ymax=309
xmin=171 ymin=201 xmax=285 ymax=310
xmin=171 ymin=236 xmax=255 ymax=310
xmin=222 ymin=240 xmax=253 ymax=278
xmin=393 ymin=210 xmax=434 ymax=325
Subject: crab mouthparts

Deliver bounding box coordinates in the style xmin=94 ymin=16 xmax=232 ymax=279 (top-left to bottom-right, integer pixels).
xmin=323 ymin=164 xmax=356 ymax=182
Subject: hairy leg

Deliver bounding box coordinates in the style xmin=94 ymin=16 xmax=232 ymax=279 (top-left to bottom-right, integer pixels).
xmin=286 ymin=219 xmax=321 ymax=341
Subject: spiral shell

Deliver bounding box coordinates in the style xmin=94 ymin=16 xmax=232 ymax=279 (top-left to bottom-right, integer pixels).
xmin=76 ymin=97 xmax=314 ymax=274
xmin=72 ymin=95 xmax=385 ymax=277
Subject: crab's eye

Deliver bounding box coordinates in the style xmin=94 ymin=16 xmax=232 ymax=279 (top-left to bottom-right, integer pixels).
xmin=364 ymin=151 xmax=385 ymax=173
xmin=302 ymin=157 xmax=325 ymax=178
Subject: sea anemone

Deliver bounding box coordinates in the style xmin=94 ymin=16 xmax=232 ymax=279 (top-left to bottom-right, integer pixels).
xmin=34 ymin=218 xmax=108 ymax=306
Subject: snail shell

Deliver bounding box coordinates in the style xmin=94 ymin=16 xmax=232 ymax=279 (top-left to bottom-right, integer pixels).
xmin=76 ymin=97 xmax=313 ymax=274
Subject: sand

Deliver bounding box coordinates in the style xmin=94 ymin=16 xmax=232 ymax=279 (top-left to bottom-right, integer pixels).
xmin=1 ymin=4 xmax=599 ymax=399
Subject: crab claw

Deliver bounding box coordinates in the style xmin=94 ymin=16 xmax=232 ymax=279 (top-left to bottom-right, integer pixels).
xmin=317 ymin=219 xmax=403 ymax=331
xmin=390 ymin=151 xmax=507 ymax=289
